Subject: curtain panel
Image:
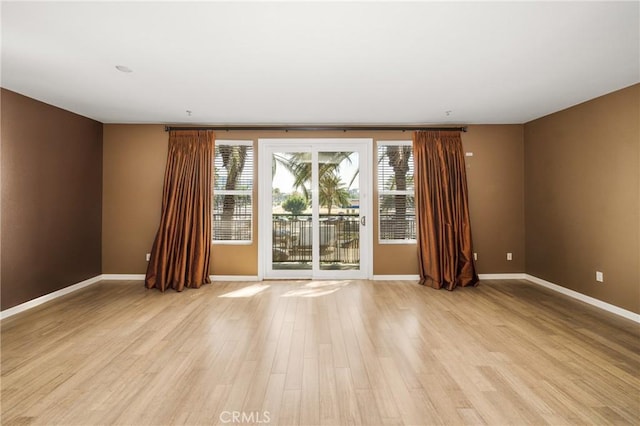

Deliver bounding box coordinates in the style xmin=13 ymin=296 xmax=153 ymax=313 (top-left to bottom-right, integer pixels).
xmin=145 ymin=130 xmax=214 ymax=292
xmin=413 ymin=130 xmax=479 ymax=290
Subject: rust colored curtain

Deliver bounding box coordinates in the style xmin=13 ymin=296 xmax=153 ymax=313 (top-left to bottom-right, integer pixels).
xmin=145 ymin=130 xmax=214 ymax=292
xmin=413 ymin=130 xmax=479 ymax=290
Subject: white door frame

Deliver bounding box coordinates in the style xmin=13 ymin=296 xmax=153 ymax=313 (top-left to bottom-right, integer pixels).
xmin=258 ymin=138 xmax=373 ymax=280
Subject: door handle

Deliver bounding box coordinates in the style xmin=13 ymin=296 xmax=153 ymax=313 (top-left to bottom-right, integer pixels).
xmin=360 ymin=216 xmax=366 ymax=226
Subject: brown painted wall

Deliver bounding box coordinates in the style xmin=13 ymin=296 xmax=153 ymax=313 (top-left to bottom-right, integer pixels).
xmin=102 ymin=125 xmax=525 ymax=277
xmin=1 ymin=89 xmax=102 ymax=310
xmin=102 ymin=125 xmax=168 ymax=274
xmin=465 ymin=125 xmax=525 ymax=273
xmin=524 ymin=84 xmax=640 ymax=314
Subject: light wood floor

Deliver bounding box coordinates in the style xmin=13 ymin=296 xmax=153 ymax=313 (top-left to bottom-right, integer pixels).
xmin=1 ymin=279 xmax=638 ymax=425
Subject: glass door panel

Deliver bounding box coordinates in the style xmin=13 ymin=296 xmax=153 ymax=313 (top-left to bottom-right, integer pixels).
xmin=318 ymin=151 xmax=360 ymax=271
xmin=271 ymin=151 xmax=313 ymax=272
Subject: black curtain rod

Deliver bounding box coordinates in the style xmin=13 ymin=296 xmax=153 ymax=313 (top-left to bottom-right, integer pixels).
xmin=164 ymin=125 xmax=468 ymax=133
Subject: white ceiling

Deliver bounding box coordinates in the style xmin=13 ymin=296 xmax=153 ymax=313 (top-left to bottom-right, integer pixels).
xmin=2 ymin=1 xmax=638 ymax=125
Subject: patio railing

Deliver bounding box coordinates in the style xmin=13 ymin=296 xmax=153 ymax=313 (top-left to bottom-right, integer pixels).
xmin=272 ymin=214 xmax=360 ymax=264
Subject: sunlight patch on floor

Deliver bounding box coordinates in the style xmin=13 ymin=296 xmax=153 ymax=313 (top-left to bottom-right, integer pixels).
xmin=218 ymin=284 xmax=271 ymax=298
xmin=281 ymin=280 xmax=351 ymax=298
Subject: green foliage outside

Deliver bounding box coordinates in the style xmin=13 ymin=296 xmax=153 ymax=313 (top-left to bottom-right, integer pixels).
xmin=281 ymin=193 xmax=308 ymax=215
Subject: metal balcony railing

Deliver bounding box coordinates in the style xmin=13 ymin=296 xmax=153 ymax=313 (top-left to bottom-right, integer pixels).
xmin=272 ymin=214 xmax=360 ymax=264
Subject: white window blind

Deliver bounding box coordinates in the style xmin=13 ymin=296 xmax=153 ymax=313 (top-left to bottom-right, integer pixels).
xmin=377 ymin=141 xmax=416 ymax=243
xmin=213 ymin=140 xmax=253 ymax=243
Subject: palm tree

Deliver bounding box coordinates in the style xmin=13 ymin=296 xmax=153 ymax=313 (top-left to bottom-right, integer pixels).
xmin=319 ymin=173 xmax=351 ymax=215
xmin=218 ymin=145 xmax=248 ymax=219
xmin=386 ymin=145 xmax=412 ymax=239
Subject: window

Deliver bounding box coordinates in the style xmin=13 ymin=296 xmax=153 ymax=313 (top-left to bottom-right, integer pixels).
xmin=377 ymin=141 xmax=416 ymax=243
xmin=213 ymin=140 xmax=253 ymax=243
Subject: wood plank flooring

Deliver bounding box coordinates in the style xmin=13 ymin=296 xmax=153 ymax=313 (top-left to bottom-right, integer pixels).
xmin=1 ymin=279 xmax=638 ymax=425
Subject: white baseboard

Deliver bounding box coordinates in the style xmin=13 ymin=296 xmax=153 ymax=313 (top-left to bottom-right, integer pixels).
xmin=525 ymin=274 xmax=640 ymax=324
xmin=101 ymin=274 xmax=145 ymax=280
xmin=479 ymin=273 xmax=526 ymax=280
xmin=1 ymin=275 xmax=102 ymax=320
xmin=210 ymin=275 xmax=260 ymax=282
xmin=372 ymin=275 xmax=420 ymax=281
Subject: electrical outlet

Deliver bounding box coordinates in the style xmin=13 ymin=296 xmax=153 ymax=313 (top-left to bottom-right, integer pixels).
xmin=507 ymin=252 xmax=513 ymax=261
xmin=146 ymin=253 xmax=151 ymax=262
xmin=596 ymin=271 xmax=604 ymax=282
xmin=473 ymin=252 xmax=478 ymax=261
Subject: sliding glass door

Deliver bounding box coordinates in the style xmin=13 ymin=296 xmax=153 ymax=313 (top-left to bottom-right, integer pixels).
xmin=260 ymin=139 xmax=371 ymax=279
